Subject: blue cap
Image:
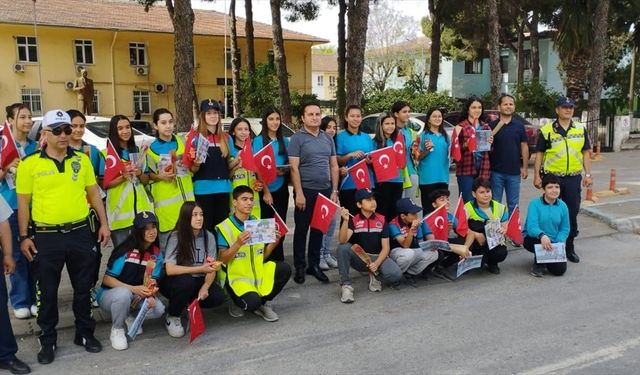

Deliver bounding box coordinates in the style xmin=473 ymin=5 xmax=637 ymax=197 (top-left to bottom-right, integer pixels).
xmin=556 ymin=97 xmax=575 ymax=108
xmin=354 ymin=188 xmax=375 ymax=202
xmin=396 ymin=198 xmax=422 ymax=214
xmin=133 ymin=211 xmax=158 ymax=229
xmin=200 ymin=99 xmax=221 ymax=113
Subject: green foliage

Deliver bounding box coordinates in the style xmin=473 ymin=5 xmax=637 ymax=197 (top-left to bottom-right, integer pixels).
xmin=290 ymin=92 xmax=320 ymax=124
xmin=312 ymin=45 xmax=337 ymax=55
xmin=363 ymin=88 xmax=459 ymax=114
xmin=421 ymin=16 xmax=477 ymax=61
xmin=513 ymin=81 xmax=562 ymax=118
xmin=240 ymin=63 xmax=278 ymax=117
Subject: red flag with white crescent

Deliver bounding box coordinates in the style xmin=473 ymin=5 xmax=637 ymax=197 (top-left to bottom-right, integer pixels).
xmin=450 ymin=127 xmax=462 ymax=162
xmin=392 ymin=131 xmax=406 ymax=169
xmin=347 ymin=158 xmax=372 ymax=190
xmin=1 ymin=122 xmax=20 ymax=169
xmin=310 ymin=193 xmax=339 ymax=234
xmin=102 ymin=139 xmax=125 ymax=188
xmin=506 ymin=207 xmax=523 ymax=245
xmin=187 ymin=298 xmax=205 ymax=343
xmin=239 ymin=140 xmax=257 ymax=172
xmin=370 ymin=146 xmax=399 ymax=182
xmin=454 ymin=194 xmax=469 ymax=237
xmin=254 ymin=142 xmax=276 ymax=185
xmin=467 ymin=126 xmax=477 ymax=152
xmin=271 ymin=205 xmax=289 ymax=236
xmin=181 ymin=126 xmax=198 ymax=168
xmin=423 ymin=204 xmax=448 ymax=241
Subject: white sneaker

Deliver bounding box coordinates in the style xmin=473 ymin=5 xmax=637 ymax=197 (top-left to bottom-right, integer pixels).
xmin=254 ymin=303 xmax=279 ymax=322
xmin=228 ymin=301 xmax=244 ymax=318
xmin=13 ymin=308 xmax=30 ymax=319
xmin=368 ymin=274 xmax=382 ymax=292
xmin=319 ymin=257 xmax=330 ymax=271
xmin=326 ymin=254 xmax=339 ymax=268
xmin=126 ymin=315 xmax=142 ymax=335
xmin=110 ymin=327 xmax=128 ymax=350
xmin=165 ymin=315 xmax=184 ymax=338
xmin=340 ymin=285 xmax=355 ymax=303
xmin=30 ymin=305 xmax=38 ymax=317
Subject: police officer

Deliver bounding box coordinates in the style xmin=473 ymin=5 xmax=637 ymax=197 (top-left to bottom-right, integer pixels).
xmin=16 ymin=110 xmax=110 ymax=365
xmin=533 ymin=97 xmax=592 ymax=263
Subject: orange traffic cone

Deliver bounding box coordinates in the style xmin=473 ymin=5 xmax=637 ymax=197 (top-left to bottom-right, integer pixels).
xmin=609 ymin=168 xmax=616 ymax=191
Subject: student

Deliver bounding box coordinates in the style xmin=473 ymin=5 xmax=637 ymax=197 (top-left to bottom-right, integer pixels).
xmin=391 ymin=101 xmax=419 ymax=200
xmin=104 ymin=114 xmax=152 ymax=248
xmin=216 ymin=186 xmax=291 ymax=321
xmin=1 ymin=103 xmax=38 ymax=320
xmin=318 ymin=116 xmax=340 ymax=270
xmin=464 ymin=178 xmax=509 ymax=274
xmin=253 ymin=107 xmax=290 ymax=262
xmin=67 ymin=109 xmax=104 ymax=182
xmin=523 ymin=174 xmax=569 ymax=277
xmin=455 ymin=97 xmax=492 ymax=202
xmin=336 ymin=189 xmax=402 ymax=303
xmin=372 ymin=112 xmax=404 ymax=221
xmin=229 ymin=117 xmax=262 ymax=219
xmin=417 ymin=108 xmax=450 ymax=215
xmin=388 ymin=198 xmax=439 ymax=285
xmin=159 ymin=202 xmax=225 ymax=338
xmin=97 ymin=211 xmax=165 ymax=351
xmin=146 ymin=108 xmax=195 ymax=251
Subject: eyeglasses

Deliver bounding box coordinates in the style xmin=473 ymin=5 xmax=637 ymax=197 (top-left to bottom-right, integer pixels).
xmin=47 ymin=126 xmax=73 ymax=136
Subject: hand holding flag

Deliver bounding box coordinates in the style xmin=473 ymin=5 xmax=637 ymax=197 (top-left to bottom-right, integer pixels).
xmin=1 ymin=122 xmax=20 ymax=169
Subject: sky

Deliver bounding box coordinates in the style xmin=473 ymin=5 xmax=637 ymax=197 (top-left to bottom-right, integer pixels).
xmin=193 ymin=0 xmax=427 ymax=46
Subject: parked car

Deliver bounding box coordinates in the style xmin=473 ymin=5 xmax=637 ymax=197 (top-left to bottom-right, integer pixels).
xmin=131 ymin=120 xmax=155 ymax=136
xmin=221 ymin=117 xmax=296 ymax=139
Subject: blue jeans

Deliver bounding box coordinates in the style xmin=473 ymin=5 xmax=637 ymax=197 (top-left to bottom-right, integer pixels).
xmin=490 ymin=171 xmax=521 ymax=215
xmin=8 ymin=212 xmax=36 ymax=309
xmin=320 ymin=214 xmax=338 ymax=258
xmin=456 ymin=175 xmax=475 ymax=203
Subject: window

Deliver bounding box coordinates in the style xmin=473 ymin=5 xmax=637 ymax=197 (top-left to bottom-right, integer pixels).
xmin=132 ymin=90 xmax=150 ymax=114
xmin=329 ymin=76 xmax=336 ymax=87
xmin=74 ymin=40 xmax=94 ymax=65
xmin=464 ymin=60 xmax=483 ymax=74
xmin=317 ymin=75 xmax=324 ymax=86
xmin=16 ymin=36 xmax=38 ymax=63
xmin=21 ymin=89 xmax=42 ymax=115
xmin=500 ymin=56 xmax=509 ymax=74
xmin=225 ymin=48 xmax=241 ymax=69
xmin=129 ymin=42 xmax=146 ymax=66
xmin=267 ymin=50 xmax=275 ymax=69
xmin=92 ymin=91 xmax=100 ymax=115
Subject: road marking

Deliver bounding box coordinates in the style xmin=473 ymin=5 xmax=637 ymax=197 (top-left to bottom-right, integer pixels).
xmin=517 ymin=336 xmax=640 ymax=375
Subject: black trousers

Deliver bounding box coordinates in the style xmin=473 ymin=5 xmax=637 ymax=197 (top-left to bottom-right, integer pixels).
xmin=226 ymin=261 xmax=291 ymax=312
xmin=374 ymin=182 xmax=403 ymax=222
xmin=259 ymin=186 xmax=290 ymax=262
xmin=159 ymin=274 xmax=226 ymax=317
xmin=544 ymin=174 xmax=581 ymax=253
xmin=419 ymin=183 xmax=449 ymax=215
xmin=293 ymin=188 xmax=331 ymax=270
xmin=468 ymin=220 xmax=508 ymax=266
xmin=0 ymin=270 xmax=18 ymax=362
xmin=33 ymin=225 xmax=98 ymax=345
xmin=523 ymin=236 xmax=567 ymax=276
xmin=195 ymin=192 xmax=230 ymax=234
xmin=434 ymin=236 xmax=466 ymax=269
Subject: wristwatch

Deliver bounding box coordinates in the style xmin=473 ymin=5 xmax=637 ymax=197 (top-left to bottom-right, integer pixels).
xmin=585 ymin=173 xmax=592 ymax=178
xmin=19 ymin=235 xmax=31 ymax=242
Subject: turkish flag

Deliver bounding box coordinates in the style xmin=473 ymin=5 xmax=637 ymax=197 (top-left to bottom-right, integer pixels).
xmin=370 ymin=146 xmax=399 ymax=182
xmin=310 ymin=193 xmax=339 ymax=234
xmin=392 ymin=131 xmax=406 ymax=169
xmin=181 ymin=126 xmax=198 ymax=168
xmin=271 ymin=205 xmax=289 ymax=236
xmin=453 ymin=194 xmax=469 ymax=237
xmin=450 ymin=128 xmax=462 ymax=162
xmin=506 ymin=207 xmax=523 ymax=245
xmin=103 ymin=139 xmax=125 ymax=189
xmin=424 ymin=204 xmax=448 ymax=241
xmin=1 ymin=122 xmax=20 ymax=169
xmin=348 ymin=158 xmax=372 ymax=190
xmin=467 ymin=126 xmax=477 ymax=152
xmin=187 ymin=298 xmax=205 ymax=344
xmin=239 ymin=140 xmax=257 ymax=172
xmin=254 ymin=142 xmax=276 ymax=185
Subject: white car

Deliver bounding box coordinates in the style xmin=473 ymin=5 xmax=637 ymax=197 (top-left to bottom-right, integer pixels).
xmin=30 ymin=115 xmax=155 ymax=150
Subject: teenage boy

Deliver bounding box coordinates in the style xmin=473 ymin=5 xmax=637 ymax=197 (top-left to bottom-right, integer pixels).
xmin=463 ymin=178 xmax=509 ymax=275
xmin=216 ymin=186 xmax=292 ymax=321
xmin=336 ymin=189 xmax=402 ymax=303
xmin=388 ymin=198 xmax=438 ymax=285
xmin=523 ymin=174 xmax=569 ymax=277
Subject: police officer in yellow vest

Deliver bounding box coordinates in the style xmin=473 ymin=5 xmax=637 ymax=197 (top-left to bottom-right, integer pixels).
xmin=16 ymin=110 xmax=111 ymax=365
xmin=533 ymin=97 xmax=592 ymax=263
xmin=216 ymin=186 xmax=291 ymax=322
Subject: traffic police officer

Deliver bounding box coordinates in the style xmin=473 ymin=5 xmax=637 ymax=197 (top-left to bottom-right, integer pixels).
xmin=533 ymin=97 xmax=592 ymax=263
xmin=16 ymin=110 xmax=110 ymax=365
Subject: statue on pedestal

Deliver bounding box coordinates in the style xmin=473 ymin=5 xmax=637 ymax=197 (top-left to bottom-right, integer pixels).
xmin=73 ymin=68 xmax=95 ymax=115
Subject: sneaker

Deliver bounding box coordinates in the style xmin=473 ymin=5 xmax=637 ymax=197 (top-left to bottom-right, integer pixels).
xmin=368 ymin=274 xmax=382 ymax=292
xmin=126 ymin=315 xmax=142 ymax=335
xmin=165 ymin=315 xmax=184 ymax=338
xmin=326 ymin=254 xmax=339 ymax=268
xmin=90 ymin=288 xmax=99 ymax=308
xmin=30 ymin=304 xmax=38 ymax=317
xmin=487 ymin=264 xmax=501 ymax=275
xmin=228 ymin=301 xmax=244 ymax=318
xmin=254 ymin=303 xmax=279 ymax=322
xmin=110 ymin=327 xmax=128 ymax=351
xmin=319 ymin=257 xmax=330 ymax=271
xmin=340 ymin=285 xmax=355 ymax=303
xmin=403 ymin=273 xmax=417 ymax=287
xmin=13 ymin=308 xmax=31 ymax=319
xmin=430 ymin=266 xmax=456 ymax=282
xmin=530 ymin=262 xmax=545 ymax=278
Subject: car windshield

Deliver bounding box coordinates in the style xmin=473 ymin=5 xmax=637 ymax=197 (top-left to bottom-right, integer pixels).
xmin=85 ymin=121 xmax=145 ymax=138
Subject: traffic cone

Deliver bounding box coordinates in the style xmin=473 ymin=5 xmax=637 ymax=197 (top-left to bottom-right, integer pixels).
xmin=609 ymin=168 xmax=616 ymax=191
xmin=585 ymin=184 xmax=594 ymax=201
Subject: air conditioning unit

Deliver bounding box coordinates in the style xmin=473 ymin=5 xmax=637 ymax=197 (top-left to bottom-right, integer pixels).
xmin=13 ymin=63 xmax=25 ymax=73
xmin=154 ymin=83 xmax=166 ymax=93
xmin=136 ymin=66 xmax=149 ymax=76
xmin=64 ymin=81 xmax=75 ymax=90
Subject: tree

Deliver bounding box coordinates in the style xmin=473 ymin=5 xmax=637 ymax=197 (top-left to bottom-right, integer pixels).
xmin=336 ymin=0 xmax=347 ymax=124
xmin=229 ymin=0 xmax=241 ymax=117
xmin=346 ymin=0 xmax=370 ymax=106
xmin=245 ymin=0 xmax=255 ymax=76
xmin=240 ymin=63 xmax=278 ymax=116
xmin=586 ymin=0 xmax=610 ymax=141
xmin=486 ymin=0 xmax=502 ymax=102
xmin=269 ymin=0 xmax=293 ymax=123
xmin=425 ymin=1 xmax=463 ymax=92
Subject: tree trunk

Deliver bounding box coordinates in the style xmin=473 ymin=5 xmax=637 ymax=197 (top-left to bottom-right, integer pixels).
xmin=587 ymin=0 xmax=610 ymax=146
xmin=486 ymin=0 xmax=501 ymax=102
xmin=346 ymin=0 xmax=370 ymax=107
xmin=516 ymin=18 xmax=525 ymax=85
xmin=336 ymin=0 xmax=347 ymax=124
xmin=270 ymin=0 xmax=292 ymax=124
xmin=230 ymin=0 xmax=241 ymax=117
xmin=530 ymin=11 xmax=540 ymax=82
xmin=245 ymin=0 xmax=255 ymax=76
xmin=166 ymin=0 xmax=195 ymax=132
xmin=427 ymin=0 xmax=441 ymax=93
xmin=564 ymin=53 xmax=591 ymax=104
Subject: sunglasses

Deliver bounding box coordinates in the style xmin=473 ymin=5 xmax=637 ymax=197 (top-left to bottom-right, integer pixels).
xmin=47 ymin=125 xmax=73 ymax=136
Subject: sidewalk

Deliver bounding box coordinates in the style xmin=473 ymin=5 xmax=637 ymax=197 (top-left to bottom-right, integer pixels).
xmin=7 ymin=150 xmax=638 ymax=336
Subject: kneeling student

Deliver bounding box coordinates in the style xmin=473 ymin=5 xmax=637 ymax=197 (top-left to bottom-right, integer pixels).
xmin=464 ymin=178 xmax=509 ymax=274
xmin=388 ymin=198 xmax=438 ymax=285
xmin=97 ymin=211 xmax=165 ymax=351
xmin=523 ymin=174 xmax=569 ymax=277
xmin=216 ymin=186 xmax=291 ymax=322
xmin=336 ymin=189 xmax=402 ymax=303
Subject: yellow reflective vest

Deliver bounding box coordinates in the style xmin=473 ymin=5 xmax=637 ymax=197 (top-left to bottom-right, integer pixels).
xmin=229 ymin=157 xmax=261 ymax=219
xmin=465 ymin=200 xmax=506 ymax=222
xmin=216 ymin=217 xmax=276 ymax=297
xmin=540 ymin=122 xmax=586 ymax=176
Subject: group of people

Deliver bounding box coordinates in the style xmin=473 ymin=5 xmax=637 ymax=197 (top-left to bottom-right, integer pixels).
xmin=0 ymin=94 xmax=592 ymax=374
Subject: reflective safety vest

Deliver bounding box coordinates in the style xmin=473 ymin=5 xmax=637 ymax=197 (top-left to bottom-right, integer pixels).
xmin=146 ymin=137 xmax=195 ymax=232
xmin=229 ymin=161 xmax=261 ymax=218
xmin=540 ymin=122 xmax=585 ymax=176
xmin=216 ymin=217 xmax=276 ymax=297
xmin=465 ymin=200 xmax=506 ymax=222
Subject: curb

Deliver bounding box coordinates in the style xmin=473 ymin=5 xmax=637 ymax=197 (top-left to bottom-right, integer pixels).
xmin=580 ymin=198 xmax=640 ymax=234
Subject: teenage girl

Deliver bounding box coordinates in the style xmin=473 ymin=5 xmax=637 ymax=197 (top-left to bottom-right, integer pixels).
xmin=417 ymin=108 xmax=450 ymax=214
xmin=229 ymin=117 xmax=262 ymax=218
xmin=373 ymin=112 xmax=405 ymax=221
